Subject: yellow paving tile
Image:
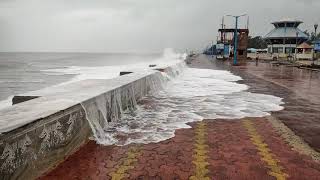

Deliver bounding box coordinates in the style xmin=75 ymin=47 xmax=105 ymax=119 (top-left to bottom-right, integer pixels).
xmin=243 ymin=120 xmax=288 ymax=180
xmin=190 ymin=122 xmax=210 ymax=180
xmin=109 ymin=146 xmax=141 ymax=180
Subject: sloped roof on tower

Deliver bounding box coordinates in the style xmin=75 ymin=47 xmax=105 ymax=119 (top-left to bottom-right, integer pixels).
xmin=264 ymin=27 xmax=309 ymax=39
xmin=271 ymin=18 xmax=303 ymax=25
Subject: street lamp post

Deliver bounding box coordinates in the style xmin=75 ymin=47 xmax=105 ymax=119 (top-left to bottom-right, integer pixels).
xmin=315 ymin=24 xmax=318 ymax=40
xmin=226 ymin=14 xmax=247 ymax=66
xmin=212 ymin=40 xmax=215 ymax=58
xmin=313 ymin=24 xmax=318 ymax=65
xmin=295 ymin=31 xmax=298 ymax=61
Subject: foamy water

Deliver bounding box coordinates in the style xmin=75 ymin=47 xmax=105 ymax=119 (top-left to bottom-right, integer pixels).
xmin=0 ymin=95 xmax=14 ymax=110
xmin=91 ymin=64 xmax=284 ymax=146
xmin=0 ymin=49 xmax=185 ymax=109
xmin=41 ymin=49 xmax=185 ymax=85
xmin=0 ymin=49 xmax=284 ymax=146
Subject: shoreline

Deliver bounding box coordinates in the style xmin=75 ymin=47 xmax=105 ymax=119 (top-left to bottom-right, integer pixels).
xmin=1 ymin=54 xmax=320 ymax=179
xmin=0 ymin=59 xmax=184 ymax=179
xmin=42 ymin=55 xmax=320 ymax=179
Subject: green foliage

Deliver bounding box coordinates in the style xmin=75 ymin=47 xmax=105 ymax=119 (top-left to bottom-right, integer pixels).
xmin=304 ymin=30 xmax=320 ymax=43
xmin=248 ymin=36 xmax=268 ymax=49
xmin=310 ymin=32 xmax=320 ymax=41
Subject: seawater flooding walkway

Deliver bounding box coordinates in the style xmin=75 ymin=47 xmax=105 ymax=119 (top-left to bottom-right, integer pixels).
xmin=41 ymin=55 xmax=320 ymax=180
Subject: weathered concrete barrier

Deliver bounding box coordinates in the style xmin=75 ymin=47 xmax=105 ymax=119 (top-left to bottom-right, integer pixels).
xmin=119 ymin=71 xmax=133 ymax=76
xmin=0 ymin=69 xmax=166 ymax=180
xmin=12 ymin=96 xmax=40 ymax=105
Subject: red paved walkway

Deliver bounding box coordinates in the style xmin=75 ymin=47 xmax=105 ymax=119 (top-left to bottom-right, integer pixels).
xmin=189 ymin=55 xmax=320 ymax=152
xmin=40 ymin=56 xmax=320 ymax=179
xmin=41 ymin=118 xmax=320 ymax=180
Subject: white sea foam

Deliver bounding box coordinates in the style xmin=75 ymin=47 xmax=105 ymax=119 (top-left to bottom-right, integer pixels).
xmin=0 ymin=49 xmax=185 ymax=110
xmin=41 ymin=48 xmax=185 ymax=85
xmin=0 ymin=95 xmax=14 ymax=110
xmin=0 ymin=49 xmax=284 ymax=146
xmin=85 ymin=63 xmax=284 ymax=146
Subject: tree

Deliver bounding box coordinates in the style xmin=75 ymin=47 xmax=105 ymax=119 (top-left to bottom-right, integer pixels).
xmin=304 ymin=30 xmax=310 ymax=37
xmin=310 ymin=32 xmax=320 ymax=41
xmin=247 ymin=36 xmax=268 ymax=49
xmin=303 ymin=30 xmax=320 ymax=43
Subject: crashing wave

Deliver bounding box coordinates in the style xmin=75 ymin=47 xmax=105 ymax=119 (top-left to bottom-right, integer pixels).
xmin=81 ymin=52 xmax=284 ymax=146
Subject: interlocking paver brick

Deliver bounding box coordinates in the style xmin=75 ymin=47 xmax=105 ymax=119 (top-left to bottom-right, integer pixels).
xmin=40 ymin=56 xmax=320 ymax=180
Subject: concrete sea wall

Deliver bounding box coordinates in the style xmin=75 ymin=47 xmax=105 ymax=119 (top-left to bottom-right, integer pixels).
xmin=0 ymin=66 xmax=172 ymax=180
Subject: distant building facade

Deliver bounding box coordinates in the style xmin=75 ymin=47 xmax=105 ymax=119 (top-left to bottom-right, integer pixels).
xmin=296 ymin=42 xmax=313 ymax=60
xmin=265 ymin=19 xmax=309 ymax=59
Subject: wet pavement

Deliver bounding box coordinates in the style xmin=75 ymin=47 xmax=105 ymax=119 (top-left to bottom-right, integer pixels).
xmin=237 ymin=62 xmax=320 ymax=153
xmin=189 ymin=56 xmax=320 ymax=152
xmin=41 ymin=55 xmax=320 ymax=180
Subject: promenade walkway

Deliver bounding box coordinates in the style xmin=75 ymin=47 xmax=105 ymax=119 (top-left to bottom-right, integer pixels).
xmin=41 ymin=55 xmax=320 ymax=180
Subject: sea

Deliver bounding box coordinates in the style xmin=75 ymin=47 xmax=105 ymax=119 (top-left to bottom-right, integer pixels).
xmin=0 ymin=50 xmax=181 ymax=109
xmin=0 ymin=50 xmax=284 ymax=145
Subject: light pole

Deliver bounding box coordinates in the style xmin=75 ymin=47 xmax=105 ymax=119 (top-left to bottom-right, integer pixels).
xmin=315 ymin=24 xmax=318 ymax=40
xmin=313 ymin=24 xmax=318 ymax=64
xmin=226 ymin=14 xmax=247 ymax=65
xmin=212 ymin=40 xmax=215 ymax=58
xmin=295 ymin=31 xmax=298 ymax=61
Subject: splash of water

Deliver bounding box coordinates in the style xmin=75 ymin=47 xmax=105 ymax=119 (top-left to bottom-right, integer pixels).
xmin=41 ymin=48 xmax=186 ymax=85
xmin=81 ymin=59 xmax=284 ymax=146
xmin=0 ymin=95 xmax=14 ymax=110
xmin=80 ymin=60 xmax=187 ymax=145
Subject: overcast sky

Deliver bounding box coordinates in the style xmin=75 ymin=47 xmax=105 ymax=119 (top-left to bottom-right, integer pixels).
xmin=0 ymin=0 xmax=319 ymax=53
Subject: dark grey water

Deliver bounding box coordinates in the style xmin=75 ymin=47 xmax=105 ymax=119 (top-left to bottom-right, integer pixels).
xmin=0 ymin=52 xmax=161 ymax=107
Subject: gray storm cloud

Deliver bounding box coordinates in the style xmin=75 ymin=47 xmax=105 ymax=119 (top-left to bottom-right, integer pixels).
xmin=0 ymin=0 xmax=319 ymax=52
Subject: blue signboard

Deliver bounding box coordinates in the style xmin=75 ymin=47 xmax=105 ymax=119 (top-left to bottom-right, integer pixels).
xmin=224 ymin=45 xmax=230 ymax=56
xmin=315 ymin=41 xmax=320 ymax=51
